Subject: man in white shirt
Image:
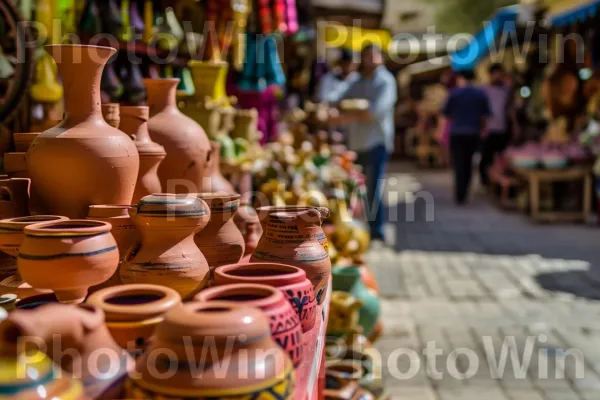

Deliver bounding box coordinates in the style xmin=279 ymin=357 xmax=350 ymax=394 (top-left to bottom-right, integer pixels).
xmin=316 ymin=48 xmax=359 ymax=103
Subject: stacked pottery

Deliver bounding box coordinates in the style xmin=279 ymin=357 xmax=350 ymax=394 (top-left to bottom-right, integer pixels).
xmin=27 ymin=45 xmax=140 ymax=219
xmin=195 ymin=283 xmax=304 ymax=368
xmin=101 ymin=103 xmax=121 ymax=128
xmin=87 ymin=205 xmax=137 ymax=261
xmin=120 ymin=194 xmax=211 ymax=298
xmin=233 ymin=204 xmax=263 ymax=262
xmin=204 ymin=141 xmax=235 ymax=192
xmin=214 ymin=263 xmax=317 ymax=332
xmin=125 ymin=302 xmax=295 ymax=399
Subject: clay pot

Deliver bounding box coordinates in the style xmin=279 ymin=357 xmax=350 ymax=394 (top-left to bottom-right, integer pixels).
xmin=87 ymin=283 xmax=181 ymax=354
xmin=87 ymin=205 xmax=138 ymax=260
xmin=27 ymin=45 xmax=140 ymax=219
xmin=194 ymin=193 xmax=244 ymax=273
xmin=0 ymin=178 xmax=30 ymax=219
xmin=325 ymin=363 xmax=375 ymax=400
xmin=204 ymin=141 xmax=235 ymax=192
xmin=251 ymin=206 xmax=331 ymax=305
xmin=214 ymin=262 xmax=317 ymax=332
xmin=143 ymin=78 xmax=211 ymax=193
xmin=234 ymin=204 xmax=263 ymax=262
xmin=101 ymin=102 xmax=121 ymax=128
xmin=18 ymin=219 xmax=120 ymax=303
xmin=125 ymin=301 xmax=295 ymax=399
xmin=120 ymin=194 xmax=211 ymax=298
xmin=195 ymin=283 xmax=303 ymax=368
xmin=119 ymin=106 xmax=166 ymax=203
xmin=13 ymin=132 xmax=41 ymax=152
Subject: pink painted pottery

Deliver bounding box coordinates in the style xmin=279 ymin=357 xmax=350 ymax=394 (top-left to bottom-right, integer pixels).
xmin=0 ymin=178 xmax=30 ymax=219
xmin=119 ymin=106 xmax=166 ymax=203
xmin=101 ymin=103 xmax=120 ymax=128
xmin=143 ymin=78 xmax=211 ymax=194
xmin=252 ymin=206 xmax=331 ymax=305
xmin=18 ymin=220 xmax=119 ymax=303
xmin=194 ymin=193 xmax=244 ymax=273
xmin=87 ymin=205 xmax=137 ymax=261
xmin=195 ymin=283 xmax=303 ymax=368
xmin=125 ymin=301 xmax=295 ymax=399
xmin=13 ymin=132 xmax=40 ymax=152
xmin=233 ymin=204 xmax=263 ymax=262
xmin=119 ymin=194 xmax=211 ymax=298
xmin=26 ymin=45 xmax=140 ymax=219
xmin=87 ymin=283 xmax=181 ymax=355
xmin=203 ymin=141 xmax=235 ymax=192
xmin=214 ymin=263 xmax=317 ymax=333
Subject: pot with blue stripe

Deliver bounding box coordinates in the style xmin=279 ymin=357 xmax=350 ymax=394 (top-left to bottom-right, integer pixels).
xmin=17 ymin=220 xmax=119 ymax=304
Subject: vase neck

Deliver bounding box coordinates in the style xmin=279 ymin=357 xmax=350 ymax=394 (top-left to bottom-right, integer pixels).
xmin=120 ymin=107 xmax=151 ymax=141
xmin=144 ymin=79 xmax=180 ymax=116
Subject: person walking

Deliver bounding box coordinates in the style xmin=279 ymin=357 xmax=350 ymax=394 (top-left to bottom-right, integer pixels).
xmin=440 ymin=70 xmax=491 ymax=204
xmin=316 ymin=48 xmax=359 ymax=103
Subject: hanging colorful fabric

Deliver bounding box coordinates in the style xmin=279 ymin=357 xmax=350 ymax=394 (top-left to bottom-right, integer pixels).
xmin=142 ymin=0 xmax=154 ymax=43
xmin=264 ymin=35 xmax=285 ymax=87
xmin=130 ymin=0 xmax=145 ymax=34
xmin=79 ymin=0 xmax=103 ymax=37
xmin=257 ymin=0 xmax=272 ymax=34
xmin=239 ymin=34 xmax=264 ymax=91
xmin=176 ymin=67 xmax=196 ymax=97
xmin=119 ymin=0 xmax=132 ymax=41
xmin=273 ymin=0 xmax=286 ymax=32
xmin=285 ymin=0 xmax=299 ymax=34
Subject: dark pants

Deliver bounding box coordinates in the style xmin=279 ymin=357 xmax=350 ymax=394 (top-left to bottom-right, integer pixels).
xmin=356 ymin=144 xmax=389 ymax=240
xmin=450 ymin=135 xmax=480 ymax=204
xmin=479 ymin=132 xmax=510 ymax=186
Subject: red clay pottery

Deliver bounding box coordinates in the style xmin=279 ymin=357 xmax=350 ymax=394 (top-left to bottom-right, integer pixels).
xmin=143 ymin=78 xmax=211 ymax=193
xmin=194 ymin=193 xmax=244 ymax=272
xmin=18 ymin=219 xmax=120 ymax=303
xmin=101 ymin=102 xmax=121 ymax=128
xmin=125 ymin=301 xmax=295 ymax=399
xmin=120 ymin=194 xmax=211 ymax=298
xmin=252 ymin=206 xmax=331 ymax=305
xmin=87 ymin=283 xmax=181 ymax=354
xmin=325 ymin=363 xmax=375 ymax=400
xmin=214 ymin=262 xmax=317 ymax=332
xmin=27 ymin=45 xmax=140 ymax=219
xmin=13 ymin=132 xmax=41 ymax=152
xmin=119 ymin=106 xmax=166 ymax=203
xmin=2 ymin=303 xmax=134 ymax=399
xmin=204 ymin=141 xmax=235 ymax=192
xmin=234 ymin=204 xmax=263 ymax=262
xmin=87 ymin=205 xmax=137 ymax=261
xmin=195 ymin=283 xmax=303 ymax=368
xmin=0 ymin=178 xmax=30 ymax=219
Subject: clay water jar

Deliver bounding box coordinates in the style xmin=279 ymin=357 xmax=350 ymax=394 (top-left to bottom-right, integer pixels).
xmin=194 ymin=193 xmax=244 ymax=273
xmin=234 ymin=204 xmax=263 ymax=262
xmin=87 ymin=284 xmax=181 ymax=354
xmin=120 ymin=194 xmax=211 ymax=298
xmin=143 ymin=78 xmax=211 ymax=193
xmin=195 ymin=283 xmax=303 ymax=368
xmin=13 ymin=132 xmax=40 ymax=152
xmin=252 ymin=206 xmax=331 ymax=305
xmin=87 ymin=205 xmax=137 ymax=261
xmin=0 ymin=178 xmax=30 ymax=219
xmin=101 ymin=103 xmax=121 ymax=128
xmin=27 ymin=45 xmax=140 ymax=219
xmin=18 ymin=219 xmax=120 ymax=303
xmin=215 ymin=263 xmax=317 ymax=332
xmin=125 ymin=302 xmax=295 ymax=399
xmin=119 ymin=106 xmax=166 ymax=203
xmin=203 ymin=141 xmax=235 ymax=192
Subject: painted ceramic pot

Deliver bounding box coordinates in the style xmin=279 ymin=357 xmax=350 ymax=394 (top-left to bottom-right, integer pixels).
xmin=203 ymin=141 xmax=235 ymax=192
xmin=87 ymin=284 xmax=181 ymax=354
xmin=125 ymin=301 xmax=295 ymax=399
xmin=13 ymin=132 xmax=41 ymax=152
xmin=325 ymin=363 xmax=375 ymax=400
xmin=143 ymin=78 xmax=211 ymax=193
xmin=214 ymin=263 xmax=317 ymax=333
xmin=119 ymin=106 xmax=166 ymax=203
xmin=101 ymin=103 xmax=121 ymax=128
xmin=332 ymin=266 xmax=381 ymax=337
xmin=0 ymin=178 xmax=30 ymax=219
xmin=120 ymin=194 xmax=211 ymax=298
xmin=87 ymin=205 xmax=137 ymax=261
xmin=195 ymin=283 xmax=303 ymax=368
xmin=194 ymin=193 xmax=244 ymax=273
xmin=18 ymin=220 xmax=120 ymax=303
xmin=233 ymin=204 xmax=263 ymax=262
xmin=27 ymin=45 xmax=139 ymax=219
xmin=251 ymin=206 xmax=331 ymax=305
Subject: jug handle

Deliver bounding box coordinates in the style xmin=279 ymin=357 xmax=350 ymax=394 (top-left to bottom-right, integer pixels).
xmin=0 ymin=187 xmax=13 ymax=202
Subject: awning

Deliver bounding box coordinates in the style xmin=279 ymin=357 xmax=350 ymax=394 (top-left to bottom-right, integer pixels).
xmin=450 ymin=6 xmax=520 ymax=71
xmin=547 ymin=0 xmax=600 ymax=27
xmin=322 ymin=23 xmax=392 ymax=53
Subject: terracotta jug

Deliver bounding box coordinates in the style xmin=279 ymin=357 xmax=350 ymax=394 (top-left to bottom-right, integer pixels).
xmin=2 ymin=303 xmax=134 ymax=399
xmin=26 ymin=45 xmax=140 ymax=219
xmin=251 ymin=206 xmax=331 ymax=305
xmin=120 ymin=194 xmax=211 ymax=298
xmin=143 ymin=78 xmax=211 ymax=193
xmin=13 ymin=132 xmax=40 ymax=152
xmin=125 ymin=301 xmax=295 ymax=399
xmin=195 ymin=283 xmax=303 ymax=368
xmin=101 ymin=102 xmax=121 ymax=128
xmin=18 ymin=219 xmax=120 ymax=303
xmin=119 ymin=106 xmax=166 ymax=203
xmin=234 ymin=204 xmax=263 ymax=262
xmin=204 ymin=141 xmax=235 ymax=192
xmin=0 ymin=178 xmax=30 ymax=219
xmin=194 ymin=193 xmax=244 ymax=273
xmin=87 ymin=283 xmax=181 ymax=354
xmin=87 ymin=205 xmax=138 ymax=261
xmin=214 ymin=262 xmax=317 ymax=333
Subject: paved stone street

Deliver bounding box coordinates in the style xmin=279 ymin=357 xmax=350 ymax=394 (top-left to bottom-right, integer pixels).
xmin=368 ymin=163 xmax=600 ymax=400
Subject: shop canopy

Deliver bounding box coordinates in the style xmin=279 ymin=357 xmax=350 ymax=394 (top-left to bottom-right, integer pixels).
xmin=547 ymin=0 xmax=600 ymax=27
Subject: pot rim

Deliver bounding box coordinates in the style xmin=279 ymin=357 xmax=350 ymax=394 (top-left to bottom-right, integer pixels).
xmin=196 ymin=192 xmax=241 ymax=203
xmin=215 ymin=263 xmax=306 ymax=286
xmin=0 ymin=215 xmax=68 ymax=231
xmin=24 ymin=219 xmax=113 ymax=237
xmin=194 ymin=283 xmax=284 ymax=310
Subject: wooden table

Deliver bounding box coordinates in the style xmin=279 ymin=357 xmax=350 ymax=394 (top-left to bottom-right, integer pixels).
xmin=512 ymin=166 xmax=593 ymax=223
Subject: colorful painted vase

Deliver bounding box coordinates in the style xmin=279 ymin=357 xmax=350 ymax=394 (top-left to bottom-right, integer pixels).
xmin=27 ymin=45 xmax=139 ymax=219
xmin=125 ymin=301 xmax=295 ymax=399
xmin=87 ymin=205 xmax=137 ymax=261
xmin=204 ymin=141 xmax=235 ymax=192
xmin=214 ymin=262 xmax=317 ymax=333
xmin=195 ymin=283 xmax=304 ymax=368
xmin=87 ymin=283 xmax=181 ymax=354
xmin=233 ymin=204 xmax=263 ymax=262
xmin=101 ymin=102 xmax=121 ymax=128
xmin=13 ymin=132 xmax=40 ymax=152
xmin=0 ymin=178 xmax=30 ymax=219
xmin=18 ymin=220 xmax=120 ymax=304
xmin=120 ymin=194 xmax=211 ymax=298
xmin=251 ymin=206 xmax=331 ymax=305
xmin=332 ymin=266 xmax=381 ymax=337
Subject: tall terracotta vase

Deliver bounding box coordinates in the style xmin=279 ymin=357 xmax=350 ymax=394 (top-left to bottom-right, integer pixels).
xmin=120 ymin=194 xmax=211 ymax=298
xmin=251 ymin=206 xmax=331 ymax=305
xmin=26 ymin=45 xmax=140 ymax=219
xmin=143 ymin=78 xmax=211 ymax=193
xmin=120 ymin=106 xmax=166 ymax=203
xmin=204 ymin=141 xmax=234 ymax=192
